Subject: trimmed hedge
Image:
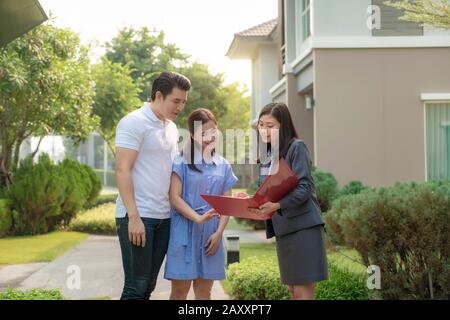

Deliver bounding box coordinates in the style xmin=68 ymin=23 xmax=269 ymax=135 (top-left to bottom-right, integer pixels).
xmin=0 ymin=288 xmax=64 ymax=300
xmin=325 ymin=181 xmax=450 ymax=299
xmin=226 ymin=256 xmax=369 ymax=300
xmin=85 ymin=193 xmax=117 ymax=210
xmin=69 ymin=203 xmax=116 ymax=235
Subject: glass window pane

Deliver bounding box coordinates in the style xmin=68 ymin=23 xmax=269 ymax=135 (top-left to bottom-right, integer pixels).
xmin=426 ymin=103 xmax=450 ymax=181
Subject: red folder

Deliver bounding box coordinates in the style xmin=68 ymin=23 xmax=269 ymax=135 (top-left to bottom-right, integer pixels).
xmin=201 ymin=158 xmax=299 ymax=221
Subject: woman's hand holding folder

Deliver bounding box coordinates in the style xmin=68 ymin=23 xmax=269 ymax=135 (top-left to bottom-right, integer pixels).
xmin=249 ymin=201 xmax=281 ymax=216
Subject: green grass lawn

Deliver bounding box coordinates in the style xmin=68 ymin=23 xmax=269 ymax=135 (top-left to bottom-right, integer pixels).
xmin=238 ymin=243 xmax=277 ymax=260
xmin=225 ymin=217 xmax=254 ymax=231
xmin=0 ymin=231 xmax=88 ymax=265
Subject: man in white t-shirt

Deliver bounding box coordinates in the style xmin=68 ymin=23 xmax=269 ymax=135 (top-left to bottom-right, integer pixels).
xmin=115 ymin=71 xmax=190 ymax=300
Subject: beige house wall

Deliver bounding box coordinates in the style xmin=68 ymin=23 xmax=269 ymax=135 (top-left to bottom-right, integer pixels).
xmin=286 ymin=74 xmax=315 ymax=164
xmin=313 ymin=48 xmax=450 ymax=187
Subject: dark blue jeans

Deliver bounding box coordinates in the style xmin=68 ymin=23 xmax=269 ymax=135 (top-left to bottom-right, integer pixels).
xmin=116 ymin=215 xmax=170 ymax=300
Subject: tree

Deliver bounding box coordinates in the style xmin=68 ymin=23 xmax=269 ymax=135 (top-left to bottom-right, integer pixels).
xmin=385 ymin=0 xmax=450 ymax=29
xmin=104 ymin=27 xmax=252 ymax=161
xmin=218 ymin=83 xmax=250 ymax=131
xmin=0 ymin=23 xmax=98 ymax=187
xmin=105 ymin=27 xmax=189 ymax=101
xmin=91 ymin=58 xmax=141 ymax=156
xmin=176 ymin=63 xmax=228 ymax=129
xmin=217 ymin=82 xmax=251 ymax=163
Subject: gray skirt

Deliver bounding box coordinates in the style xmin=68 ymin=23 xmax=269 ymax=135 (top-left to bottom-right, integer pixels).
xmin=275 ymin=225 xmax=329 ymax=285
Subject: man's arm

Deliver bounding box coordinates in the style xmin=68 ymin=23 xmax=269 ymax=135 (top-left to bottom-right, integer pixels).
xmin=115 ymin=147 xmax=146 ymax=247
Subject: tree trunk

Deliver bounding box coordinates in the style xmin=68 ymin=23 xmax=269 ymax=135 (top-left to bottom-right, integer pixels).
xmin=0 ymin=147 xmax=13 ymax=188
xmin=12 ymin=138 xmax=24 ymax=169
xmin=0 ymin=122 xmax=13 ymax=187
xmin=31 ymin=136 xmax=44 ymax=160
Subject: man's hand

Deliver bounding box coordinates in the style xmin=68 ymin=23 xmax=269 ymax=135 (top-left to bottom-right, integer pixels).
xmin=205 ymin=232 xmax=222 ymax=256
xmin=128 ymin=215 xmax=146 ymax=247
xmin=248 ymin=201 xmax=280 ymax=215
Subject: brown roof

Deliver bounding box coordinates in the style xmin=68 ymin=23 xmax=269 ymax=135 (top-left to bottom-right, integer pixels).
xmin=235 ymin=19 xmax=277 ymax=37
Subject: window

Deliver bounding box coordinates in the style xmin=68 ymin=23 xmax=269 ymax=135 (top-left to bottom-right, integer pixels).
xmin=426 ymin=103 xmax=450 ymax=181
xmin=295 ymin=0 xmax=311 ymax=43
xmin=301 ymin=0 xmax=311 ymax=41
xmin=294 ymin=0 xmax=311 ymax=55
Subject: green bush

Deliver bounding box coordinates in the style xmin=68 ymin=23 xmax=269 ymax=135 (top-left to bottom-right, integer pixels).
xmin=325 ymin=181 xmax=450 ymax=299
xmin=7 ymin=154 xmax=66 ymax=235
xmin=333 ymin=180 xmax=368 ymax=201
xmin=312 ymin=168 xmax=338 ymax=213
xmin=0 ymin=288 xmax=64 ymax=300
xmin=69 ymin=203 xmax=116 ymax=235
xmin=227 ymin=256 xmax=290 ymax=300
xmin=226 ymin=256 xmax=369 ymax=300
xmin=56 ymin=159 xmax=92 ymax=228
xmin=6 ymin=155 xmax=102 ymax=235
xmin=0 ymin=199 xmax=12 ymax=237
xmin=82 ymin=164 xmax=102 ymax=208
xmin=316 ymin=263 xmax=370 ymax=300
xmin=85 ymin=193 xmax=117 ymax=210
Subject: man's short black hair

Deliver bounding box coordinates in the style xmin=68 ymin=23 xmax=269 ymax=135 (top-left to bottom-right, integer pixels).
xmin=151 ymin=71 xmax=191 ymax=101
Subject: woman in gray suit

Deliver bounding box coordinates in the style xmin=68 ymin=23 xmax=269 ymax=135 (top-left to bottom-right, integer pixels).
xmin=249 ymin=102 xmax=328 ymax=300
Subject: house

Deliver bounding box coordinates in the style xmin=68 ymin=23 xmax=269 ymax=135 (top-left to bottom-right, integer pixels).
xmin=227 ymin=0 xmax=450 ymax=187
xmin=226 ymin=19 xmax=279 ymax=128
xmin=66 ymin=133 xmax=116 ymax=188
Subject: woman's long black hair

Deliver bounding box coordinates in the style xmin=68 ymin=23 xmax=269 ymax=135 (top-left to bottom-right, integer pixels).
xmin=257 ymin=102 xmax=298 ymax=163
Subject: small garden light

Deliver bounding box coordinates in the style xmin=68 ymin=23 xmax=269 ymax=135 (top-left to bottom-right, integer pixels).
xmin=226 ymin=235 xmax=240 ymax=266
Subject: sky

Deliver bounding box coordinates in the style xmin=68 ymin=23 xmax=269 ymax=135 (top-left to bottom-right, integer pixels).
xmin=39 ymin=0 xmax=278 ymax=88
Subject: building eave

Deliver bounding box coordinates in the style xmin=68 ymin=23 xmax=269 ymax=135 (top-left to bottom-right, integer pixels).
xmin=226 ymin=35 xmax=275 ymax=60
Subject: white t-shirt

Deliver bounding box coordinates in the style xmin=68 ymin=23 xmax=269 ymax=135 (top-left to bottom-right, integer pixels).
xmin=114 ymin=102 xmax=178 ymax=219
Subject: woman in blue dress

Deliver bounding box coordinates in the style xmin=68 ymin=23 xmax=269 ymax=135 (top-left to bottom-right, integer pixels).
xmin=164 ymin=108 xmax=238 ymax=300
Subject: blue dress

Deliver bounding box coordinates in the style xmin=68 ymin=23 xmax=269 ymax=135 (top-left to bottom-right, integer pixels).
xmin=164 ymin=153 xmax=238 ymax=280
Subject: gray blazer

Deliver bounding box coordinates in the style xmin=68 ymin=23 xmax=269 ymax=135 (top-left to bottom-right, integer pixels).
xmin=261 ymin=139 xmax=324 ymax=239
